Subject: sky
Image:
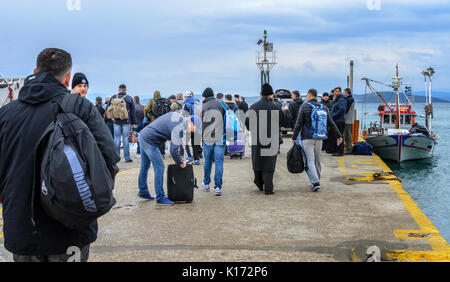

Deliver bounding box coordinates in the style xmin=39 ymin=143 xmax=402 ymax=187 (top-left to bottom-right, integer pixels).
xmin=1 ymin=0 xmax=449 ymax=98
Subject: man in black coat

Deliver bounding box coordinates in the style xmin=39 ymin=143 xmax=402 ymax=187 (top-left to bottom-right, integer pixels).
xmin=245 ymin=83 xmax=288 ymax=195
xmin=288 ymin=90 xmax=303 ymax=128
xmin=0 ymin=48 xmax=120 ymax=262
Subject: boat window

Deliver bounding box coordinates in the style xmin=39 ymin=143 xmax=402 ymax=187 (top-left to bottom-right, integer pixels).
xmin=391 ymin=115 xmax=396 ymax=124
xmin=383 ymin=115 xmax=390 ymax=124
xmin=405 ymin=115 xmax=412 ymax=125
xmin=400 ymin=115 xmax=404 ymax=125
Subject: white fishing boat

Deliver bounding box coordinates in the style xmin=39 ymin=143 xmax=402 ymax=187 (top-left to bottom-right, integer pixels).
xmin=361 ymin=66 xmax=438 ymax=163
xmin=0 ymin=73 xmax=24 ymax=108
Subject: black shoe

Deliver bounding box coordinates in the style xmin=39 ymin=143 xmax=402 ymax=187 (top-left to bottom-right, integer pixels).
xmin=125 ymin=159 xmax=133 ymax=163
xmin=332 ymin=153 xmax=343 ymax=157
xmin=312 ymin=183 xmax=321 ymax=192
xmin=265 ymin=190 xmax=275 ymax=195
xmin=257 ymin=186 xmax=263 ymax=192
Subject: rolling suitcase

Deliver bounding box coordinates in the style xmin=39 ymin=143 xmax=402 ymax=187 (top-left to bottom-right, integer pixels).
xmin=167 ymin=164 xmax=198 ymax=203
xmin=227 ymin=131 xmax=245 ymax=159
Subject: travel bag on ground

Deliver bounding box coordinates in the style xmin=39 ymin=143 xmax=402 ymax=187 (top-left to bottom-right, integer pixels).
xmin=167 ymin=164 xmax=198 ymax=203
xmin=36 ymin=95 xmax=116 ymax=230
xmin=352 ymin=142 xmax=373 ymax=155
xmin=227 ymin=131 xmax=245 ymax=158
xmin=287 ymin=143 xmax=306 ymax=174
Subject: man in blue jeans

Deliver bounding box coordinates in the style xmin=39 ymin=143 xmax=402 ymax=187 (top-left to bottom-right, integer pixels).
xmin=138 ymin=111 xmax=200 ymax=205
xmin=200 ymin=87 xmax=226 ymax=196
xmin=106 ymin=84 xmax=137 ymax=162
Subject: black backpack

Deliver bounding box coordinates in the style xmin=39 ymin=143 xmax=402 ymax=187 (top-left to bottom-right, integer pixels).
xmin=96 ymin=104 xmax=105 ymax=118
xmin=152 ymin=98 xmax=171 ymax=119
xmin=34 ymin=95 xmax=116 ymax=230
xmin=287 ymin=143 xmax=306 ymax=174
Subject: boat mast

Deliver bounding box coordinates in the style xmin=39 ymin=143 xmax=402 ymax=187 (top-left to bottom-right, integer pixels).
xmin=392 ymin=64 xmax=402 ymax=129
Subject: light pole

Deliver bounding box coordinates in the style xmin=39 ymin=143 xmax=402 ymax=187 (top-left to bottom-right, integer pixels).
xmin=256 ymin=30 xmax=277 ymax=88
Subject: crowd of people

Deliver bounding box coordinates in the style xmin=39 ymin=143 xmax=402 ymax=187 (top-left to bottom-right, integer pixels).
xmin=0 ymin=47 xmax=356 ymax=262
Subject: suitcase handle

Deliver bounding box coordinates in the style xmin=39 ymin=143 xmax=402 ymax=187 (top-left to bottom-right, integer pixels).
xmin=172 ymin=177 xmax=176 ymax=185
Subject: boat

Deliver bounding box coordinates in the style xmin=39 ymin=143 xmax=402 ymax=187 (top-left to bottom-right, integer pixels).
xmin=361 ymin=65 xmax=438 ymax=163
xmin=0 ymin=73 xmax=24 ymax=108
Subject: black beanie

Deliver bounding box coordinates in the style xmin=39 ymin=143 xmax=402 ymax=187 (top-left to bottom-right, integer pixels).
xmin=261 ymin=83 xmax=273 ymax=96
xmin=202 ymin=87 xmax=214 ymax=98
xmin=71 ymin=72 xmax=89 ymax=89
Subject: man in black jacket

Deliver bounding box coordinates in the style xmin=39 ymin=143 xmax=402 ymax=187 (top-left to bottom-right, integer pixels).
xmin=288 ymin=90 xmax=303 ymax=128
xmin=0 ymin=48 xmax=120 ymax=262
xmin=245 ymin=83 xmax=288 ymax=195
xmin=292 ymin=89 xmax=342 ymax=192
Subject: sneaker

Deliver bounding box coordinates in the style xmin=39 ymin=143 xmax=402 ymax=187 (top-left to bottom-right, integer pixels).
xmin=138 ymin=192 xmax=155 ymax=200
xmin=312 ymin=183 xmax=321 ymax=192
xmin=202 ymin=183 xmax=210 ymax=192
xmin=332 ymin=153 xmax=343 ymax=157
xmin=193 ymin=160 xmax=200 ymax=165
xmin=125 ymin=159 xmax=133 ymax=163
xmin=187 ymin=157 xmax=193 ymax=163
xmin=215 ymin=187 xmax=222 ymax=196
xmin=156 ymin=197 xmax=174 ymax=206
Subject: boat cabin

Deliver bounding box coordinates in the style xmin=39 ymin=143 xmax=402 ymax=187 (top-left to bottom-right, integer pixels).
xmin=378 ymin=104 xmax=416 ymax=134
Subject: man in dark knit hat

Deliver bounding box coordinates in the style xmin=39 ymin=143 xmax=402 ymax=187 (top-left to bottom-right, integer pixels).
xmin=201 ymin=87 xmax=226 ymax=196
xmin=71 ymin=72 xmax=89 ymax=98
xmin=245 ymin=83 xmax=289 ymax=195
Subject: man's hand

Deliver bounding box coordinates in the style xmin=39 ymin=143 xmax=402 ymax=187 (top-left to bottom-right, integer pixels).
xmin=292 ymin=139 xmax=297 ymax=144
xmin=131 ymin=124 xmax=136 ymax=129
xmin=337 ymin=138 xmax=343 ymax=145
xmin=180 ymin=161 xmax=187 ymax=169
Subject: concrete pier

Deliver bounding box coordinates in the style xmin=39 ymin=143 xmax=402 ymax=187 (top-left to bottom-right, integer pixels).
xmin=1 ymin=137 xmax=449 ymax=262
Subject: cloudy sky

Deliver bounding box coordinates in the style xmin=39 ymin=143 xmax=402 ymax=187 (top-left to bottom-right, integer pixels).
xmin=1 ymin=0 xmax=449 ymax=98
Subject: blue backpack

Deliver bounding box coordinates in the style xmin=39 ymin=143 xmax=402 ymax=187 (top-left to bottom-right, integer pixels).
xmin=219 ymin=101 xmax=240 ymax=143
xmin=307 ymin=103 xmax=328 ymax=140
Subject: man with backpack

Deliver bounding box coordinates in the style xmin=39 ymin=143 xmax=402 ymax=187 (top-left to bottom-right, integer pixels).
xmin=106 ymin=84 xmax=137 ymax=163
xmin=201 ymin=87 xmax=227 ymax=196
xmin=144 ymin=91 xmax=171 ymax=158
xmin=0 ymin=48 xmax=119 ymax=262
xmin=292 ymin=89 xmax=342 ymax=192
xmin=170 ymin=93 xmax=185 ymax=113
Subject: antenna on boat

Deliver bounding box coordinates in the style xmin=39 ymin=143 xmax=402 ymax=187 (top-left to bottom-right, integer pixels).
xmin=422 ymin=67 xmax=435 ymax=133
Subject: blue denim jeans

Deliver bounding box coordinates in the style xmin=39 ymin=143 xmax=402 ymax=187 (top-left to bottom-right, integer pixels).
xmin=203 ymin=142 xmax=226 ymax=188
xmin=138 ymin=135 xmax=166 ymax=202
xmin=114 ymin=123 xmax=131 ymax=161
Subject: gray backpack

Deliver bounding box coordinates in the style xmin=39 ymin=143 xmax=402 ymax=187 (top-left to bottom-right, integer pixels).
xmin=34 ymin=95 xmax=116 ymax=230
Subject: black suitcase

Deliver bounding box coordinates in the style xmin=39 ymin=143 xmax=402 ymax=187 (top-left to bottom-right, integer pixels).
xmin=167 ymin=164 xmax=198 ymax=203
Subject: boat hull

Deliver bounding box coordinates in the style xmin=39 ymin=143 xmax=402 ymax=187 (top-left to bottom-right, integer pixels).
xmin=365 ymin=134 xmax=437 ymax=162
